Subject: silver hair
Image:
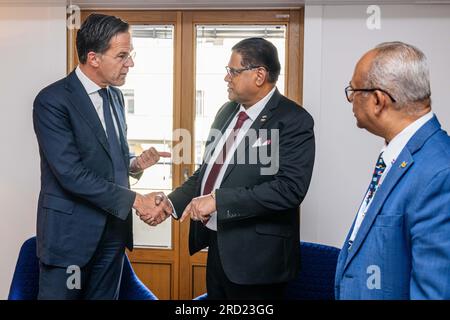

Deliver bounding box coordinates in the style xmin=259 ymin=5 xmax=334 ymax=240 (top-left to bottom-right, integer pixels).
xmin=365 ymin=41 xmax=431 ymax=113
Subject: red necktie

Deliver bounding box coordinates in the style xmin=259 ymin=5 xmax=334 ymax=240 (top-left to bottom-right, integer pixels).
xmin=203 ymin=111 xmax=249 ymax=195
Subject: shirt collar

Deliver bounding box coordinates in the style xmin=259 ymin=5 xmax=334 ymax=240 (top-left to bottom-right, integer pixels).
xmin=75 ymin=65 xmax=102 ymax=95
xmin=238 ymin=86 xmax=276 ymax=121
xmin=381 ymin=111 xmax=434 ymax=166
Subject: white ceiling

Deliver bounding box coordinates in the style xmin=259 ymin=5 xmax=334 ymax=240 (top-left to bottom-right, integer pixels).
xmin=1 ymin=0 xmax=449 ymax=9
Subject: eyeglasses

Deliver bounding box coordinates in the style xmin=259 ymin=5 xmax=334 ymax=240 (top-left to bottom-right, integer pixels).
xmin=225 ymin=65 xmax=267 ymax=78
xmin=102 ymin=50 xmax=136 ymax=65
xmin=345 ymin=85 xmax=396 ymax=103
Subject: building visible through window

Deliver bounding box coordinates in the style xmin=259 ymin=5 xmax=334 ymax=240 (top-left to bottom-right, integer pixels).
xmin=196 ymin=90 xmax=205 ymax=117
xmin=121 ymin=89 xmax=135 ymax=114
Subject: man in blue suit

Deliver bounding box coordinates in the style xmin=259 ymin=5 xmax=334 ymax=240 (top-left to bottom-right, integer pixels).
xmin=335 ymin=41 xmax=450 ymax=299
xmin=33 ymin=14 xmax=170 ymax=299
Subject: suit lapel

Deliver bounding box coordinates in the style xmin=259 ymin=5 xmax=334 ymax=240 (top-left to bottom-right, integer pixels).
xmin=197 ymin=102 xmax=240 ymax=190
xmin=65 ymin=71 xmax=112 ymax=159
xmin=248 ymin=88 xmax=281 ymax=132
xmin=220 ymin=89 xmax=281 ymax=183
xmin=335 ymin=216 xmax=357 ymax=281
xmin=343 ymin=115 xmax=441 ymax=272
xmin=208 ymin=102 xmax=240 ymax=152
xmin=343 ymin=151 xmax=413 ymax=271
xmin=109 ymin=88 xmax=130 ymax=167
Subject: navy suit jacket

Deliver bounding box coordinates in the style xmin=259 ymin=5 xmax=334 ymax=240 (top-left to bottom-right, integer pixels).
xmin=335 ymin=116 xmax=450 ymax=299
xmin=169 ymin=89 xmax=315 ymax=285
xmin=33 ymin=71 xmax=136 ymax=268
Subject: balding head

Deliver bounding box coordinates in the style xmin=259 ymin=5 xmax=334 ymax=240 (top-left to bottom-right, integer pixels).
xmin=363 ymin=41 xmax=431 ymax=114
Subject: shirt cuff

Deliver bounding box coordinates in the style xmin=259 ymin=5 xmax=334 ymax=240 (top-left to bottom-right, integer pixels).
xmin=166 ymin=197 xmax=178 ymax=219
xmin=129 ymin=156 xmax=142 ymax=175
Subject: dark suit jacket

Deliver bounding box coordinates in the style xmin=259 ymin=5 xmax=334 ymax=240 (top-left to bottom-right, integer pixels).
xmin=33 ymin=71 xmax=136 ymax=268
xmin=169 ymin=89 xmax=315 ymax=285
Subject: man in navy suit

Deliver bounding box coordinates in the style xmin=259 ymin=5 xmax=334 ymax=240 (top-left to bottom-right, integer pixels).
xmin=335 ymin=42 xmax=450 ymax=299
xmin=33 ymin=14 xmax=170 ymax=299
xmin=140 ymin=38 xmax=315 ymax=299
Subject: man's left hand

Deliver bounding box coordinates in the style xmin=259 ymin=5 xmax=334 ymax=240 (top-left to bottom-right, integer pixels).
xmin=180 ymin=194 xmax=216 ymax=223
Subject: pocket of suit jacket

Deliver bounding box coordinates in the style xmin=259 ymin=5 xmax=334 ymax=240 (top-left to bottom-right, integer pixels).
xmin=373 ymin=214 xmax=404 ymax=227
xmin=255 ymin=223 xmax=292 ymax=238
xmin=42 ymin=194 xmax=75 ymax=215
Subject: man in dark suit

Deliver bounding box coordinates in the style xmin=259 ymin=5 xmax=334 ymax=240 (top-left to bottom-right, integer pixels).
xmin=33 ymin=14 xmax=170 ymax=299
xmin=141 ymin=38 xmax=315 ymax=299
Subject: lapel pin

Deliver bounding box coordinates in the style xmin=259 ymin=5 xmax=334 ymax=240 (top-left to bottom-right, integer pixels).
xmin=400 ymin=161 xmax=408 ymax=168
xmin=260 ymin=115 xmax=267 ymax=122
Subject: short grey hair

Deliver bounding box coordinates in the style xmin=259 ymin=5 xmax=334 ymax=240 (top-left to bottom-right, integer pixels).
xmin=364 ymin=41 xmax=431 ymax=113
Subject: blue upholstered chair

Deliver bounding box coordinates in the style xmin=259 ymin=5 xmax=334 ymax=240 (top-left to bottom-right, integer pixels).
xmin=194 ymin=241 xmax=340 ymax=300
xmin=8 ymin=236 xmax=158 ymax=300
xmin=285 ymin=241 xmax=340 ymax=299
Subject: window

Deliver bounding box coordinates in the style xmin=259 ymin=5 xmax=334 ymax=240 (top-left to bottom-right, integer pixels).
xmin=121 ymin=89 xmax=135 ymax=114
xmin=195 ymin=90 xmax=205 ymax=117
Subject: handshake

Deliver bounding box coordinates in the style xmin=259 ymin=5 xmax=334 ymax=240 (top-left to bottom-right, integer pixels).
xmin=129 ymin=147 xmax=217 ymax=226
xmin=132 ymin=191 xmax=218 ymax=226
xmin=133 ymin=192 xmax=173 ymax=226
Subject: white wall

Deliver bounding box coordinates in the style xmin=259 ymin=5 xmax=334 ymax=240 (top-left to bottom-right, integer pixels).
xmin=301 ymin=4 xmax=450 ymax=248
xmin=0 ymin=5 xmax=66 ymax=299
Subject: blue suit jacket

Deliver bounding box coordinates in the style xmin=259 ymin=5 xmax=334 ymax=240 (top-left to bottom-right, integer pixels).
xmin=335 ymin=116 xmax=450 ymax=299
xmin=32 ymin=71 xmax=136 ymax=268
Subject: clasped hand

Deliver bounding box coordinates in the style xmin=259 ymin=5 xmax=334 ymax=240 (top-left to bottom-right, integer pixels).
xmin=180 ymin=194 xmax=216 ymax=223
xmin=133 ymin=192 xmax=217 ymax=226
xmin=133 ymin=192 xmax=173 ymax=227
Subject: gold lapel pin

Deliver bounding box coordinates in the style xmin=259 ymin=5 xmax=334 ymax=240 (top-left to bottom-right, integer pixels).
xmin=400 ymin=161 xmax=408 ymax=168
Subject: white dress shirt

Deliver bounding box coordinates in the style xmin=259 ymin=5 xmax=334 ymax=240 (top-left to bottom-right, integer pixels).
xmin=75 ymin=66 xmax=138 ymax=169
xmin=349 ymin=111 xmax=434 ymax=244
xmin=202 ymin=86 xmax=276 ymax=230
xmin=75 ymin=66 xmax=121 ymax=139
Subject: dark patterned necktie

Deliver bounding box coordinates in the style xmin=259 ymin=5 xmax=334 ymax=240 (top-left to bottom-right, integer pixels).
xmin=98 ymin=88 xmax=128 ymax=187
xmin=365 ymin=152 xmax=386 ymax=205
